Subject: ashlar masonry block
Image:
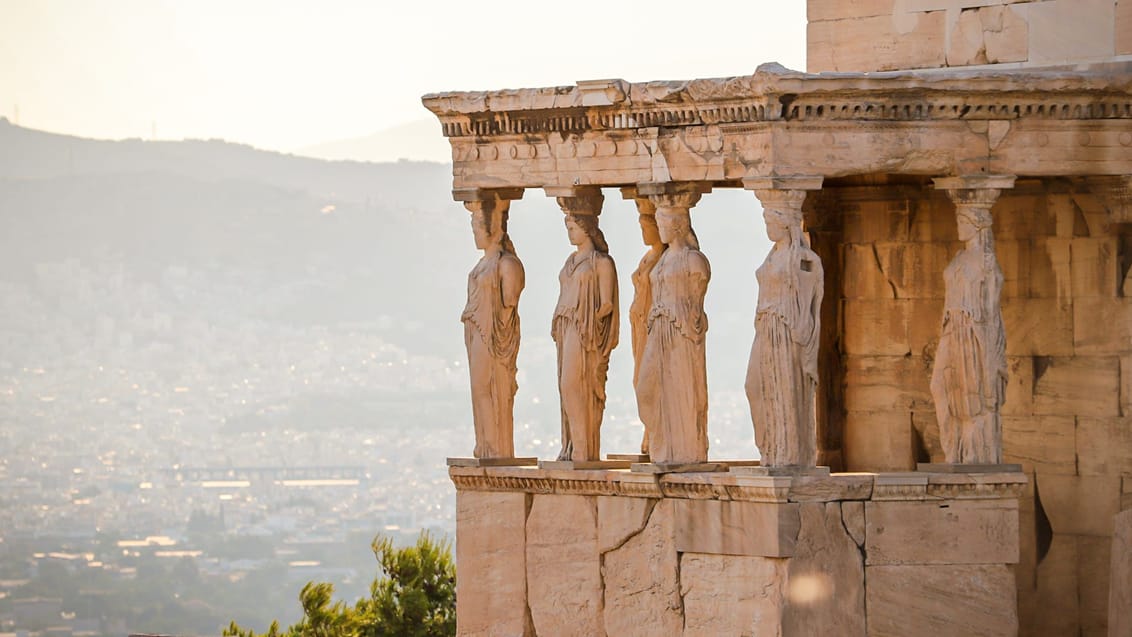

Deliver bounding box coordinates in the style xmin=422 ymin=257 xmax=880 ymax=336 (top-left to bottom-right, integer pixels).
xmin=456 ymin=491 xmax=531 ymax=637
xmin=1076 ymin=417 xmax=1132 ymax=476
xmin=808 ymin=11 xmax=948 ymax=73
xmin=1035 ymin=474 xmax=1122 ymax=537
xmin=680 ymin=553 xmax=788 ymax=637
xmin=864 ymin=499 xmax=1020 ymax=565
xmin=525 ymin=494 xmax=602 ymax=637
xmin=1077 ymin=535 xmax=1112 ymax=637
xmin=866 ymin=564 xmax=1018 ymax=637
xmin=1119 ymin=0 xmax=1132 ymax=56
xmin=1002 ymin=298 xmax=1074 ymax=356
xmin=1111 ymin=510 xmax=1132 ymax=636
xmin=845 ymin=411 xmax=916 ymax=472
xmin=1073 ymin=298 xmax=1132 ymax=356
xmin=673 ymin=499 xmax=800 ymax=558
xmin=1002 ymin=415 xmax=1076 ymax=475
xmin=1032 ymin=356 xmax=1121 ymax=418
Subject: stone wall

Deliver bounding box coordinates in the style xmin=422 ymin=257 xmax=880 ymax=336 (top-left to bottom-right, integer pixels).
xmin=807 ymin=0 xmax=1132 ymax=73
xmin=814 ymin=178 xmax=1132 ymax=636
xmin=451 ymin=467 xmax=1023 ymax=637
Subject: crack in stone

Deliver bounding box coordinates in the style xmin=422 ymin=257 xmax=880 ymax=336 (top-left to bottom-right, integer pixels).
xmin=599 ymin=498 xmax=658 ymax=557
xmin=871 ymin=243 xmax=900 ymax=299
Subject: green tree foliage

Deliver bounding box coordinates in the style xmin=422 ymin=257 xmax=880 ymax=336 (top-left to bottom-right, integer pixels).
xmin=224 ymin=532 xmax=455 ymax=637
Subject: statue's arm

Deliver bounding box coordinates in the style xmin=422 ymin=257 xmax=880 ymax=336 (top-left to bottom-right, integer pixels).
xmin=500 ymin=257 xmax=525 ymax=315
xmin=596 ymin=257 xmax=617 ymax=319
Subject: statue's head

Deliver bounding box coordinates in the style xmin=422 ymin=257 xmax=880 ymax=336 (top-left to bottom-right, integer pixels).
xmin=639 ymin=214 xmax=662 ymax=247
xmin=956 ymin=205 xmax=993 ymax=244
xmin=763 ymin=206 xmax=803 ymax=244
xmin=470 ymin=203 xmax=509 ymax=251
xmin=565 ymin=213 xmax=609 ymax=253
xmin=656 ymin=208 xmax=691 ymax=245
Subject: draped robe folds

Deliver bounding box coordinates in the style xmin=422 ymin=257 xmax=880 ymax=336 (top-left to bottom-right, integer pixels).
xmin=635 ymin=247 xmax=710 ymax=464
xmin=553 ymin=251 xmax=619 ymax=462
xmin=930 ymin=247 xmax=1006 ymax=464
xmin=629 ymin=248 xmax=662 ymax=454
xmin=462 ymin=252 xmax=523 ymax=458
xmin=745 ymin=244 xmax=823 ymax=467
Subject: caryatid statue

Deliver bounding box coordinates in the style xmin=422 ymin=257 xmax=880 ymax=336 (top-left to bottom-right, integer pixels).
xmin=635 ymin=186 xmax=710 ymax=464
xmin=461 ymin=195 xmax=525 ymax=459
xmin=931 ymin=177 xmax=1014 ymax=464
xmin=745 ymin=188 xmax=824 ymax=468
xmin=622 ymin=188 xmax=662 ymax=456
xmin=550 ymin=188 xmax=619 ymax=462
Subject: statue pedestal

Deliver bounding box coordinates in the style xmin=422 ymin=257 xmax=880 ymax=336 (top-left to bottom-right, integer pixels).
xmin=538 ymin=459 xmax=632 ymax=470
xmin=917 ymin=462 xmax=1023 ymax=473
xmin=606 ymin=453 xmax=650 ymax=462
xmin=629 ymin=462 xmax=728 ymax=474
xmin=446 ymin=457 xmax=538 ymax=467
xmin=449 ymin=465 xmax=1026 ymax=636
xmin=731 ymin=465 xmax=831 ymax=477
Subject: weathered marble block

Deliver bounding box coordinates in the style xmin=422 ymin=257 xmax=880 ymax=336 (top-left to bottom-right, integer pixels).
xmin=450 ymin=468 xmax=1024 ymax=637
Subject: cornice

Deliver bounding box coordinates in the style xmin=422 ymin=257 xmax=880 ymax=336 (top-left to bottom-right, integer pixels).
xmin=449 ymin=466 xmax=1027 ymax=502
xmin=423 ymin=63 xmax=1132 ymax=139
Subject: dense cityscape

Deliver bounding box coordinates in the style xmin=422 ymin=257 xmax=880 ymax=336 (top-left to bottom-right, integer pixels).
xmin=0 ymin=121 xmax=764 ymax=635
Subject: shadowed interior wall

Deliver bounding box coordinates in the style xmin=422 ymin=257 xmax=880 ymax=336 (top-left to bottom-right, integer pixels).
xmin=828 ymin=176 xmax=1131 ymax=635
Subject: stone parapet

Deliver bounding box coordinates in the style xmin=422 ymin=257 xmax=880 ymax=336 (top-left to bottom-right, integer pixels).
xmin=452 ymin=467 xmax=1025 ymax=637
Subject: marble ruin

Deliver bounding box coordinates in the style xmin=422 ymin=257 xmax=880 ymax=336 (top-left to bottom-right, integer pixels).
xmin=429 ymin=0 xmax=1132 ymax=634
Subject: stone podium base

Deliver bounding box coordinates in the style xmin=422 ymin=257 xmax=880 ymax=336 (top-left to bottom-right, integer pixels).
xmin=450 ymin=465 xmax=1026 ymax=637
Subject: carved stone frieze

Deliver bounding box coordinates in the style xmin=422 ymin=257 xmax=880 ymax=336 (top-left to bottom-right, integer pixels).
xmin=448 ymin=467 xmax=1027 ymax=502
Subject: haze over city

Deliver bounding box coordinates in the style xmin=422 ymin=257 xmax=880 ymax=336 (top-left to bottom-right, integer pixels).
xmin=0 ymin=2 xmax=804 ymax=633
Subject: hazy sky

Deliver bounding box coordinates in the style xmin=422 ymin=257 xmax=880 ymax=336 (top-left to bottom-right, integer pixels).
xmin=1 ymin=1 xmax=806 ymax=155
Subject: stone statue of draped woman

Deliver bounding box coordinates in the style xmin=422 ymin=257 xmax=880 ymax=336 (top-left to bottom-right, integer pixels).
xmin=636 ymin=203 xmax=710 ymax=464
xmin=745 ymin=204 xmax=823 ymax=468
xmin=629 ymin=212 xmax=663 ymax=455
xmin=461 ymin=202 xmax=524 ymax=458
xmin=930 ymin=205 xmax=1007 ymax=464
xmin=553 ymin=213 xmax=619 ymax=462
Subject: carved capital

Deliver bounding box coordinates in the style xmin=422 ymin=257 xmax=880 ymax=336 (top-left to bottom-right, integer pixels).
xmin=638 ymin=182 xmax=710 ymax=211
xmin=453 ymin=187 xmax=525 ymax=204
xmin=461 ymin=197 xmax=513 ymax=217
xmin=933 ymin=175 xmax=1016 ymax=209
xmin=1084 ymin=176 xmax=1132 ymax=224
xmin=545 ymin=186 xmax=604 ymax=216
xmin=620 ymin=186 xmax=658 ymax=216
xmin=750 ymin=188 xmax=809 ymax=214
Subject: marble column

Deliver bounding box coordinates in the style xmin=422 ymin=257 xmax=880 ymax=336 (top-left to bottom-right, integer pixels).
xmin=930 ymin=175 xmax=1016 ymax=465
xmin=634 ymin=182 xmax=712 ymax=465
xmin=453 ymin=187 xmax=527 ymax=460
xmin=743 ymin=176 xmax=825 ymax=469
xmin=544 ymin=186 xmax=619 ymax=463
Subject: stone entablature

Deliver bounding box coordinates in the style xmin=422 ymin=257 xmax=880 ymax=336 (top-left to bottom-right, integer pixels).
xmin=423 ymin=64 xmax=1132 ymax=188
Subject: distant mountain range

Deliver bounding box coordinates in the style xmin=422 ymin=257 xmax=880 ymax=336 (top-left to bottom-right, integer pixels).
xmin=0 ymin=118 xmax=771 ymax=417
xmin=295 ymin=119 xmax=452 ymax=164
